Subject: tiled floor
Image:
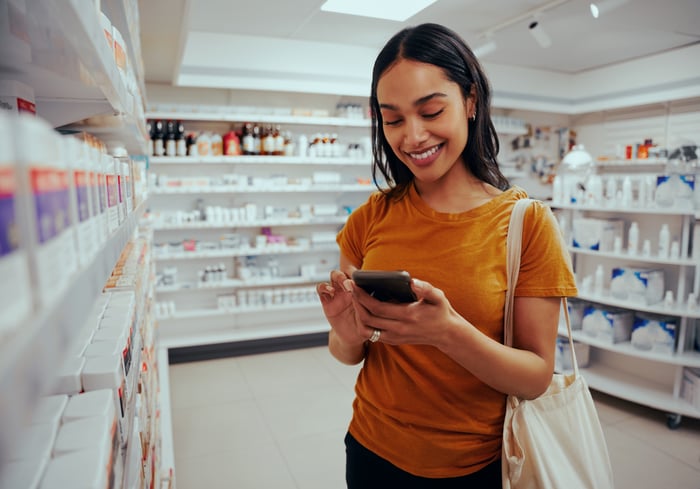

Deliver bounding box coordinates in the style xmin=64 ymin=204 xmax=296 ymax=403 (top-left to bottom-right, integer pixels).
xmin=168 ymin=346 xmax=700 ymax=489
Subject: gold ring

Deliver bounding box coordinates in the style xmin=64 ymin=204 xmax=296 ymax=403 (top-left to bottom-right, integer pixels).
xmin=369 ymin=329 xmax=381 ymax=343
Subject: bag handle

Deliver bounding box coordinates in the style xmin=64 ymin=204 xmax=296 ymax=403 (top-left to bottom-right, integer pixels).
xmin=505 ymin=199 xmax=579 ymax=378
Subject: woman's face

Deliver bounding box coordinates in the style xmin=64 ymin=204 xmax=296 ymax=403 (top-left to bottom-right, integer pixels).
xmin=376 ymin=58 xmax=474 ymax=184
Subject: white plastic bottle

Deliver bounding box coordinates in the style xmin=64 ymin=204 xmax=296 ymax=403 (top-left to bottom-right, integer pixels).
xmin=621 ymin=176 xmax=632 ymax=207
xmin=627 ymin=221 xmax=639 ymax=255
xmin=658 ymin=223 xmax=670 ymax=258
xmin=594 ymin=264 xmax=605 ymax=296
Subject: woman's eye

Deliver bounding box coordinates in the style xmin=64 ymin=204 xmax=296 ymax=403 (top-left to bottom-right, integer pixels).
xmin=383 ymin=119 xmax=402 ymax=126
xmin=423 ymin=109 xmax=443 ymax=119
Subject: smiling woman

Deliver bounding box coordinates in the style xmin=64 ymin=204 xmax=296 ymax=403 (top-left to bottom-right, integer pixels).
xmin=315 ymin=22 xmax=578 ymax=489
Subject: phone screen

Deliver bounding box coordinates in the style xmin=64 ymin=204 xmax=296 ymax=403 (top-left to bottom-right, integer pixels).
xmin=351 ymin=270 xmax=417 ymax=303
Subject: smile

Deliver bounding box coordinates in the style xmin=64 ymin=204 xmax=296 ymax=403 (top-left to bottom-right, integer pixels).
xmin=406 ymin=143 xmax=443 ymax=161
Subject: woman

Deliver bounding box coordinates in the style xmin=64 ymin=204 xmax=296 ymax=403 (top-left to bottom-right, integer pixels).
xmin=316 ymin=23 xmax=577 ymax=488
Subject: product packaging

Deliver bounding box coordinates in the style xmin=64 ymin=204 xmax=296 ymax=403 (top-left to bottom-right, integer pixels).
xmin=609 ymin=266 xmax=665 ymax=305
xmin=656 ymin=173 xmax=695 ymax=209
xmin=572 ymin=217 xmax=624 ymax=251
xmin=555 ymin=339 xmax=590 ymax=372
xmin=681 ymin=368 xmax=700 ymax=410
xmin=581 ymin=305 xmax=634 ymax=343
xmin=0 ymin=112 xmax=33 ymax=336
xmin=0 ymin=79 xmax=36 ymax=115
xmin=630 ymin=313 xmax=677 ymax=354
xmin=14 ymin=114 xmax=78 ymax=310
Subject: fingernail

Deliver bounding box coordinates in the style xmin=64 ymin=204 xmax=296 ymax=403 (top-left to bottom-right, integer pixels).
xmin=342 ymin=279 xmax=353 ymax=292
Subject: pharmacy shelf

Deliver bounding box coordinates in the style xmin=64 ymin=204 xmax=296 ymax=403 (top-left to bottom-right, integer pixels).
xmin=550 ymin=202 xmax=696 ymax=217
xmin=158 ymin=301 xmax=321 ymax=322
xmin=158 ymin=321 xmax=330 ymax=350
xmin=9 ymin=0 xmax=147 ymax=154
xmin=575 ymin=290 xmax=700 ymax=319
xmin=568 ymin=247 xmax=698 ymax=267
xmin=157 ymin=275 xmax=326 ymax=294
xmin=560 ymin=327 xmax=700 ymax=367
xmin=581 ymin=364 xmax=700 ymax=419
xmin=151 ymin=216 xmax=348 ymax=231
xmin=147 ymin=111 xmax=371 ymax=128
xmin=100 ymin=0 xmax=146 ymax=99
xmin=150 ymin=156 xmax=371 ymax=166
xmin=594 ymin=158 xmax=668 ymax=168
xmin=154 ymin=244 xmax=338 ymax=261
xmin=150 ymin=184 xmax=373 ymax=195
xmin=0 ymin=202 xmax=146 ymax=471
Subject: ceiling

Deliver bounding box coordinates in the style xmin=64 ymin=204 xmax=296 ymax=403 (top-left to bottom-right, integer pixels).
xmin=138 ymin=0 xmax=700 ymax=94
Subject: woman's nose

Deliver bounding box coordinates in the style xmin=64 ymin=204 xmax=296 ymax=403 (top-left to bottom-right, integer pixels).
xmin=403 ymin=117 xmax=427 ymax=146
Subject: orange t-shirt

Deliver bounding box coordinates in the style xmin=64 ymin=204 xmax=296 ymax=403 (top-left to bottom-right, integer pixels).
xmin=337 ymin=185 xmax=577 ymax=478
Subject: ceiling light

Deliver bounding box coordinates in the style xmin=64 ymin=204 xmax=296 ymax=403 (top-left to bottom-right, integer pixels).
xmin=320 ymin=0 xmax=438 ymax=22
xmin=528 ymin=20 xmax=551 ymax=48
xmin=473 ymin=39 xmax=497 ymax=58
xmin=589 ymin=0 xmax=629 ymax=19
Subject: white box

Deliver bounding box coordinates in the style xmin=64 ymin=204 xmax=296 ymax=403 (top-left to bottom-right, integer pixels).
xmin=582 ymin=305 xmax=633 ymax=343
xmin=631 ymin=314 xmax=677 ymax=354
xmin=0 ymin=79 xmax=35 ymax=114
xmin=609 ymin=267 xmax=664 ymax=305
xmin=555 ymin=339 xmax=590 ymax=371
xmin=572 ymin=217 xmax=624 ymax=251
xmin=681 ymin=368 xmax=700 ymax=410
xmin=567 ymin=298 xmax=586 ymax=330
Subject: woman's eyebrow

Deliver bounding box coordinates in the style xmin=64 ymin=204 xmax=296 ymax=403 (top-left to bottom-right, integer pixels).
xmin=379 ymin=92 xmax=448 ymax=111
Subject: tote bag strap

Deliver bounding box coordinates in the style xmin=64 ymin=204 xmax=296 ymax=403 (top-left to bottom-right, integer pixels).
xmin=504 ymin=198 xmax=579 ymax=378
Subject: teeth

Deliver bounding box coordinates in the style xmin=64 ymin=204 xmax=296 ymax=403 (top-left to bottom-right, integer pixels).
xmin=409 ymin=145 xmax=440 ymax=160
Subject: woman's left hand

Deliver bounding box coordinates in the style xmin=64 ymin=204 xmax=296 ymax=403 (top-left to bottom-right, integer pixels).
xmin=346 ymin=277 xmax=459 ymax=347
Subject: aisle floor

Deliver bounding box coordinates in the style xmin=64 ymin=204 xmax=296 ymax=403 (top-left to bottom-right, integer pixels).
xmin=168 ymin=346 xmax=700 ymax=489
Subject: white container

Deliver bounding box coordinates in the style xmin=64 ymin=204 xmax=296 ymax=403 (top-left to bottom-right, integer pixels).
xmin=610 ymin=266 xmax=665 ymax=305
xmin=658 ymin=223 xmax=670 ymax=258
xmin=555 ymin=339 xmax=590 ymax=372
xmin=627 ymin=221 xmax=639 ymax=255
xmin=0 ymin=79 xmax=36 ymax=115
xmin=64 ymin=135 xmax=95 ymax=268
xmin=631 ymin=313 xmax=677 ymax=354
xmin=104 ymin=154 xmax=120 ymax=233
xmin=14 ymin=114 xmax=77 ymax=309
xmin=582 ymin=305 xmax=633 ymax=343
xmin=572 ymin=217 xmax=624 ymax=251
xmin=39 ymin=449 xmax=110 ymax=489
xmin=0 ymin=112 xmax=32 ymax=336
xmin=47 ymin=356 xmax=85 ymax=396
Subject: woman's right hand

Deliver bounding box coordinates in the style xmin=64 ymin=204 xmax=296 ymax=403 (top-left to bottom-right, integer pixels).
xmin=316 ymin=269 xmax=366 ymax=346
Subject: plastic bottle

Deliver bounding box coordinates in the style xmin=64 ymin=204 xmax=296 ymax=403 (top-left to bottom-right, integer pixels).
xmin=658 ymin=224 xmax=670 ymax=258
xmin=594 ymin=264 xmax=605 ymax=296
xmin=627 ymin=222 xmax=639 ymax=255
xmin=621 ymin=176 xmax=632 ymax=207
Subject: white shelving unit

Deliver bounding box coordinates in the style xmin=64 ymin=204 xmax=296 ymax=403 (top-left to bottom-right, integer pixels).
xmin=0 ymin=0 xmax=158 ymax=483
xmin=553 ymin=200 xmax=700 ymax=428
xmin=147 ymin=111 xmax=375 ymax=348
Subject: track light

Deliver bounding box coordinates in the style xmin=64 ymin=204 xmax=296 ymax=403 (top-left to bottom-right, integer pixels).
xmin=473 ymin=38 xmax=497 ymax=58
xmin=590 ymin=0 xmax=629 ymax=18
xmin=528 ymin=20 xmax=551 ymax=48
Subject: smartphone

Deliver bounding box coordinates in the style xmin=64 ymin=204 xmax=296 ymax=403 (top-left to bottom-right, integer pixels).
xmin=351 ymin=270 xmax=417 ymax=303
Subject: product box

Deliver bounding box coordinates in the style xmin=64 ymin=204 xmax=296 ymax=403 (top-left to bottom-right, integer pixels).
xmin=581 ymin=305 xmax=634 ymax=343
xmin=555 ymin=338 xmax=590 ymax=372
xmin=572 ymin=217 xmax=624 ymax=251
xmin=655 ymin=174 xmax=695 ymax=210
xmin=681 ymin=368 xmax=700 ymax=410
xmin=0 ymin=79 xmax=35 ymax=114
xmin=630 ymin=313 xmax=677 ymax=354
xmin=609 ymin=266 xmax=664 ymax=305
xmin=567 ymin=298 xmax=586 ymax=330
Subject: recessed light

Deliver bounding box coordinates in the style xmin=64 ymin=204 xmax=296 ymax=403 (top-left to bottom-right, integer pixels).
xmin=320 ymin=0 xmax=438 ymax=22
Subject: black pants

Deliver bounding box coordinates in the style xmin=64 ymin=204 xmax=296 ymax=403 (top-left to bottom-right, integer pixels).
xmin=345 ymin=432 xmax=502 ymax=489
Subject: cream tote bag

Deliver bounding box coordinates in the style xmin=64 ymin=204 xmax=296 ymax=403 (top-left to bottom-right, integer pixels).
xmin=501 ymin=198 xmax=615 ymax=489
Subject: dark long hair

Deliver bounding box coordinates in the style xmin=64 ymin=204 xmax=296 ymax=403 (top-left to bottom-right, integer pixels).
xmin=370 ymin=23 xmax=508 ymax=198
